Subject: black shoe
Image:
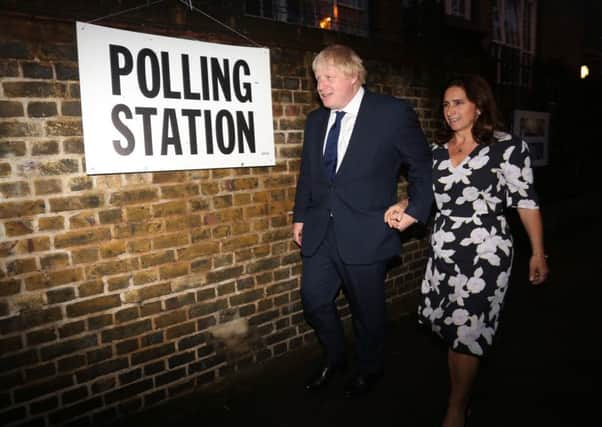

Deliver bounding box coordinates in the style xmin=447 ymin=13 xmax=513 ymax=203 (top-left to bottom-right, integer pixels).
xmin=464 ymin=406 xmax=473 ymax=427
xmin=304 ymin=363 xmax=345 ymax=391
xmin=343 ymin=372 xmax=382 ymax=398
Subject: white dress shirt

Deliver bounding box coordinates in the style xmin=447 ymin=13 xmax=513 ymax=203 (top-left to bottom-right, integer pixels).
xmin=322 ymin=86 xmax=365 ymax=172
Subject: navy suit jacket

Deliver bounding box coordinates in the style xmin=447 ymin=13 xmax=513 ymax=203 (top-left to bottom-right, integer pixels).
xmin=293 ymin=90 xmax=433 ymax=264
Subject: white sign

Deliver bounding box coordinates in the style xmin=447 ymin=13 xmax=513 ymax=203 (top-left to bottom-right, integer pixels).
xmin=76 ymin=22 xmax=275 ymax=174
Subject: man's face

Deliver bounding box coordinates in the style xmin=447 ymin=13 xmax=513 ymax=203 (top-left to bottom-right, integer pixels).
xmin=314 ymin=62 xmax=358 ymax=110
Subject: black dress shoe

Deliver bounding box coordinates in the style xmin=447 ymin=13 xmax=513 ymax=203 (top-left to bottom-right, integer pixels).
xmin=304 ymin=363 xmax=345 ymax=391
xmin=343 ymin=372 xmax=382 ymax=398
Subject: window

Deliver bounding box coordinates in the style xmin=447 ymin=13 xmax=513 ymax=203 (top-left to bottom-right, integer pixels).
xmin=444 ymin=0 xmax=471 ymax=20
xmin=245 ymin=0 xmax=369 ymax=37
xmin=491 ymin=0 xmax=537 ymax=87
xmin=338 ymin=0 xmax=364 ymax=8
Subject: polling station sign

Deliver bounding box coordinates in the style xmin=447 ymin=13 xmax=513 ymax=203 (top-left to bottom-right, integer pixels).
xmin=76 ymin=22 xmax=275 ymax=174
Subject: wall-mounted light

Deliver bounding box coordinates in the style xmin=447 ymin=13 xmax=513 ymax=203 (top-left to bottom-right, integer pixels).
xmin=319 ymin=16 xmax=332 ymax=29
xmin=580 ymin=65 xmax=590 ymax=79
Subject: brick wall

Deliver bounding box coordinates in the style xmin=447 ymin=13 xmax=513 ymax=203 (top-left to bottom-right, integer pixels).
xmin=0 ymin=11 xmax=435 ymax=427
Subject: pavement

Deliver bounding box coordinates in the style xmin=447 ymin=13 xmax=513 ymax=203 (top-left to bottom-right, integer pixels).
xmin=117 ymin=194 xmax=600 ymax=427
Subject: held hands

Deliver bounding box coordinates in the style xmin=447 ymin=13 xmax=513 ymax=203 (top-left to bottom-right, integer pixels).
xmin=529 ymin=253 xmax=549 ymax=285
xmin=296 ymin=199 xmax=416 ymax=246
xmin=384 ymin=199 xmax=416 ymax=232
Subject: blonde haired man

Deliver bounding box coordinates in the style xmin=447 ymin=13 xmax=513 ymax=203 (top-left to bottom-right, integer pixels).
xmin=293 ymin=44 xmax=433 ymax=397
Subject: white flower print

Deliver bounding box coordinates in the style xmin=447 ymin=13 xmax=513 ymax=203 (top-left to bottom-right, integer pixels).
xmin=447 ymin=266 xmax=469 ymax=307
xmin=421 ymin=297 xmax=444 ymax=335
xmin=431 ymin=226 xmax=456 ymax=263
xmin=468 ymin=146 xmax=490 ymax=170
xmin=472 ymin=198 xmax=488 ymax=216
xmin=502 ymin=145 xmax=514 ymax=162
xmin=501 ymin=161 xmax=529 ymax=196
xmin=501 ymin=145 xmax=531 ymax=197
xmin=480 ymin=185 xmax=502 ymax=211
xmin=494 ymin=131 xmax=512 ymax=142
xmin=522 ymin=155 xmax=534 ymax=184
xmin=445 ymin=266 xmax=487 ymax=309
xmin=520 ymin=140 xmax=530 ymax=153
xmin=454 ymin=314 xmax=494 ymax=356
xmin=445 ymin=308 xmax=470 ymax=326
xmin=435 ymin=191 xmax=451 ymax=212
xmin=419 ymin=135 xmax=540 ymax=357
xmin=456 ymin=186 xmax=480 ymax=205
xmin=460 ymin=227 xmax=489 ymax=245
xmin=421 ymin=258 xmax=433 ymax=293
xmin=488 ymin=271 xmax=510 ymax=320
xmin=439 ymin=160 xmax=472 ymax=191
xmin=461 ymin=227 xmax=511 ymax=266
xmin=475 ymin=234 xmax=511 ymax=266
xmin=456 ymin=185 xmax=502 ymax=220
xmin=449 ymin=215 xmax=473 ymax=230
xmin=422 ymin=258 xmax=445 ymax=295
xmin=466 ymin=267 xmax=486 ymax=293
xmin=494 ymin=166 xmax=506 ymax=193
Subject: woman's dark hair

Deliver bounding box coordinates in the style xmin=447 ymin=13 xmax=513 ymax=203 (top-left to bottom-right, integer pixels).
xmin=435 ymin=74 xmax=506 ymax=146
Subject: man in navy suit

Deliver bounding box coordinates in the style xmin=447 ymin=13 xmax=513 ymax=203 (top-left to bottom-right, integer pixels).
xmin=292 ymin=44 xmax=433 ymax=397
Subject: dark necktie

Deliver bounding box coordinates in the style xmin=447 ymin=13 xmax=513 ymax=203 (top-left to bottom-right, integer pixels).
xmin=323 ymin=110 xmax=346 ymax=182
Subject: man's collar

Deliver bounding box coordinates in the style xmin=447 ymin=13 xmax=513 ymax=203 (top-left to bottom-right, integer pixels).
xmin=333 ymin=86 xmax=364 ymax=116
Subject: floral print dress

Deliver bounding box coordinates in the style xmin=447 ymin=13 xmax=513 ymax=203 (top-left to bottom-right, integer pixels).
xmin=418 ymin=132 xmax=539 ymax=356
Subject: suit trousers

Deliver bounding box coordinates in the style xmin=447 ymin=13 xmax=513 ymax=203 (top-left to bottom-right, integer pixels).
xmin=301 ymin=218 xmax=387 ymax=375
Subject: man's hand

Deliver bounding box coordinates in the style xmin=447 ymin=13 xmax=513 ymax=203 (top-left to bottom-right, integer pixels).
xmin=384 ymin=199 xmax=416 ymax=232
xmin=292 ymin=222 xmax=304 ymax=247
xmin=385 ymin=199 xmax=408 ymax=227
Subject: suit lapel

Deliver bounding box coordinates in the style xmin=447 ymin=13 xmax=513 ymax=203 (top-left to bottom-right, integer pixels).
xmin=312 ymin=109 xmax=330 ymax=181
xmin=336 ymin=91 xmax=372 ymax=180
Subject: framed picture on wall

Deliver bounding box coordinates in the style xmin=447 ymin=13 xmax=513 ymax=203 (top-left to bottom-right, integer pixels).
xmin=512 ymin=110 xmax=550 ymax=167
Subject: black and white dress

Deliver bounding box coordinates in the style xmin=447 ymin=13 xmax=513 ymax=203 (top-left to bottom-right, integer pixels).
xmin=418 ymin=132 xmax=539 ymax=356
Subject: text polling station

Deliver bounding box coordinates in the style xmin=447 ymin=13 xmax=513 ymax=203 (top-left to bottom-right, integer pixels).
xmin=76 ymin=22 xmax=275 ymax=174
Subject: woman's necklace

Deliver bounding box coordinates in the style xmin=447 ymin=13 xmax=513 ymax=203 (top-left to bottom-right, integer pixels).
xmin=451 ymin=136 xmax=474 ymax=154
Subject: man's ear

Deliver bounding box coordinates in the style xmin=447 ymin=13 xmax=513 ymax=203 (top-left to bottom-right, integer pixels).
xmin=350 ymin=71 xmax=360 ymax=86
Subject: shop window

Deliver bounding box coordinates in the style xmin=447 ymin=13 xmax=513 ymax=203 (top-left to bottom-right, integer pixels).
xmin=491 ymin=0 xmax=537 ymax=87
xmin=444 ymin=0 xmax=471 ymax=20
xmin=245 ymin=0 xmax=369 ymax=37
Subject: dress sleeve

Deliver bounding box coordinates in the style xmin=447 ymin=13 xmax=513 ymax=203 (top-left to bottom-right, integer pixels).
xmin=501 ymin=137 xmax=539 ymax=209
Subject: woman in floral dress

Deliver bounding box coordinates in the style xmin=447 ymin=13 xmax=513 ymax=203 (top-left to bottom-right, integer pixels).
xmin=385 ymin=75 xmax=549 ymax=427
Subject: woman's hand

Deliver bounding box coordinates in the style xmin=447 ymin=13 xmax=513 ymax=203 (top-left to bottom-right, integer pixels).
xmin=517 ymin=208 xmax=548 ymax=286
xmin=384 ymin=199 xmax=408 ymax=227
xmin=385 ymin=199 xmax=416 ymax=231
xmin=529 ymin=253 xmax=549 ymax=285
